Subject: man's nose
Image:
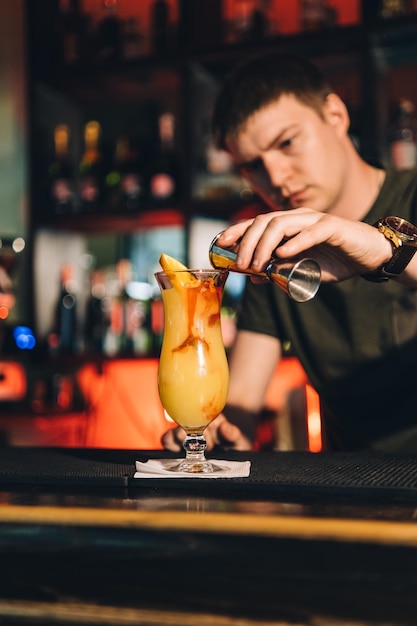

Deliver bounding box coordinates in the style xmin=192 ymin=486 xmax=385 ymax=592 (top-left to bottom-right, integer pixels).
xmin=248 ymin=164 xmax=284 ymax=209
xmin=264 ymin=154 xmax=291 ymax=190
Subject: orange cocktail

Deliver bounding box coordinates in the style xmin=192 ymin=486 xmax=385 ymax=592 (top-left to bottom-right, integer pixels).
xmin=155 ymin=266 xmax=229 ymax=473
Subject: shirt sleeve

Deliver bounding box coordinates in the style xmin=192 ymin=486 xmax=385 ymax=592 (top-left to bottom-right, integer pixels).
xmin=237 ymin=278 xmax=282 ymax=339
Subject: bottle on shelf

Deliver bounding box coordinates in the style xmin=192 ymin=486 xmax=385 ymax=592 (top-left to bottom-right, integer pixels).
xmin=147 ymin=112 xmax=181 ymax=207
xmin=300 ymin=0 xmax=338 ymax=31
xmin=48 ymin=264 xmax=78 ymax=356
xmin=60 ymin=0 xmax=91 ymax=66
xmin=229 ymin=0 xmax=253 ymax=43
xmin=48 ymin=123 xmax=75 ymax=215
xmin=380 ymin=0 xmax=414 ymax=18
xmin=135 ymin=293 xmax=153 ymax=356
xmin=84 ymin=269 xmax=109 ymax=354
xmin=78 ymin=120 xmax=103 ymax=213
xmin=95 ymin=0 xmax=122 ymax=65
xmin=105 ymin=136 xmax=146 ymax=213
xmin=105 ymin=260 xmax=153 ymax=356
xmin=150 ymin=291 xmax=164 ymax=355
xmin=150 ymin=0 xmax=170 ymax=55
xmin=106 ymin=259 xmax=136 ymax=356
xmin=229 ymin=0 xmax=270 ymax=43
xmin=389 ymin=98 xmax=417 ymax=170
xmin=249 ymin=0 xmax=270 ymax=41
xmin=121 ymin=16 xmax=143 ymax=61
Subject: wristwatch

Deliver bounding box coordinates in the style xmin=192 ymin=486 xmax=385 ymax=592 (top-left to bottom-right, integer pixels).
xmin=362 ymin=216 xmax=417 ymax=282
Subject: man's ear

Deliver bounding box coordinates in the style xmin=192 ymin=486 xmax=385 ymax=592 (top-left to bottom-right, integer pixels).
xmin=322 ymin=93 xmax=350 ymax=135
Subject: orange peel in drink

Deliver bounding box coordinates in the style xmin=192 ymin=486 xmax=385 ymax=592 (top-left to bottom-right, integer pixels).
xmin=159 ymin=253 xmax=199 ymax=287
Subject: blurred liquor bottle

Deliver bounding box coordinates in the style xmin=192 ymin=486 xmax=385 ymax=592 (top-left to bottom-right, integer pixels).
xmin=389 ymin=98 xmax=417 ymax=170
xmin=48 ymin=124 xmax=75 ymax=215
xmin=380 ymin=0 xmax=414 ymax=18
xmin=49 ymin=264 xmax=78 ymax=355
xmin=135 ymin=291 xmax=153 ymax=357
xmin=84 ymin=269 xmax=109 ymax=354
xmin=300 ymin=0 xmax=338 ymax=31
xmin=105 ymin=136 xmax=146 ymax=213
xmin=78 ymin=120 xmax=103 ymax=214
xmin=229 ymin=0 xmax=270 ymax=43
xmin=147 ymin=113 xmax=181 ymax=207
xmin=150 ymin=0 xmax=170 ymax=55
xmin=121 ymin=17 xmax=143 ymax=60
xmin=60 ymin=0 xmax=91 ymax=66
xmin=105 ymin=260 xmax=154 ymax=356
xmin=250 ymin=0 xmax=270 ymax=41
xmin=95 ymin=0 xmax=122 ymax=65
xmin=151 ymin=292 xmax=164 ymax=355
xmin=107 ymin=259 xmax=136 ymax=356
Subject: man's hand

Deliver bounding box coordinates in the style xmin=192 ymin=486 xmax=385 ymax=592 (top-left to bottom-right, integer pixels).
xmin=161 ymin=414 xmax=252 ymax=452
xmin=216 ymin=208 xmax=400 ymax=284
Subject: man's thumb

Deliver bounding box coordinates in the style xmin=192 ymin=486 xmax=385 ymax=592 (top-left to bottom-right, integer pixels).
xmin=218 ymin=419 xmax=240 ymax=443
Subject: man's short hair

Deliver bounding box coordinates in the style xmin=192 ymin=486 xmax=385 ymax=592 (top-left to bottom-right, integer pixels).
xmin=212 ymin=52 xmax=332 ymax=150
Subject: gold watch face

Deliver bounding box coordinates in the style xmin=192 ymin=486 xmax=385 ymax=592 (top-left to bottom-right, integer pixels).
xmin=382 ymin=217 xmax=417 ymax=247
xmin=378 ymin=223 xmax=402 ymax=248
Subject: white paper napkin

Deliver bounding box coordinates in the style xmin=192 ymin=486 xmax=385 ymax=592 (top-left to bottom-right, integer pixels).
xmin=134 ymin=458 xmax=251 ymax=479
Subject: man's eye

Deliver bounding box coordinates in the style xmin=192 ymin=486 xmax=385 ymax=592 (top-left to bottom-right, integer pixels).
xmin=280 ymin=137 xmax=293 ymax=149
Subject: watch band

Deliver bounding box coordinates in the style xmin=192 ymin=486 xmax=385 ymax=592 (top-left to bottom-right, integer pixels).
xmin=384 ymin=242 xmax=416 ymax=275
xmin=362 ymin=217 xmax=417 ymax=283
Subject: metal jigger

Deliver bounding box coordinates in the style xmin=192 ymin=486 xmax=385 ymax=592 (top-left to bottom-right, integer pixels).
xmin=208 ymin=233 xmax=321 ymax=303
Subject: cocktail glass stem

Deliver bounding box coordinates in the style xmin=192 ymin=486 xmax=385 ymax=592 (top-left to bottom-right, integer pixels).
xmin=178 ymin=433 xmax=213 ymax=473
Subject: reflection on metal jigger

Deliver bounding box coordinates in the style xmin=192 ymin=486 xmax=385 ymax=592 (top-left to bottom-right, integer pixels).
xmin=265 ymin=258 xmax=321 ymax=302
xmin=208 ymin=233 xmax=321 ymax=303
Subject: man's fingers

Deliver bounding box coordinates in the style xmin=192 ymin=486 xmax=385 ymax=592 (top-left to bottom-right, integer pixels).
xmin=162 ymin=418 xmax=252 ymax=453
xmin=161 ymin=427 xmax=184 ymax=452
xmin=218 ymin=420 xmax=252 ymax=451
xmin=203 ymin=419 xmax=224 ymax=450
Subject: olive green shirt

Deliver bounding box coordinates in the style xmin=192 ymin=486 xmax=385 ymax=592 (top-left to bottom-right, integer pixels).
xmin=237 ymin=168 xmax=417 ymax=451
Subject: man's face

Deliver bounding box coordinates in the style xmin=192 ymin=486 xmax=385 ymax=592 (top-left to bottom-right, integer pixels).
xmin=225 ymin=94 xmax=349 ymax=214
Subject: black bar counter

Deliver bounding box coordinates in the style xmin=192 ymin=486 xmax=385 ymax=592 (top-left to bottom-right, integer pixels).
xmin=1 ymin=447 xmax=417 ymax=625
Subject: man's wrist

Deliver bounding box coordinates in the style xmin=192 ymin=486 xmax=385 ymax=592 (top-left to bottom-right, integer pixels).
xmin=222 ymin=404 xmax=258 ymax=443
xmin=361 ymin=217 xmax=417 ymax=282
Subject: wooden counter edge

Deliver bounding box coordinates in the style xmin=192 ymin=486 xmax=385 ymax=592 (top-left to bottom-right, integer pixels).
xmin=0 ymin=504 xmax=416 ymax=547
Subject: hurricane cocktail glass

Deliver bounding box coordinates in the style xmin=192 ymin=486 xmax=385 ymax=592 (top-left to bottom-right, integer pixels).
xmin=155 ymin=268 xmax=229 ymax=473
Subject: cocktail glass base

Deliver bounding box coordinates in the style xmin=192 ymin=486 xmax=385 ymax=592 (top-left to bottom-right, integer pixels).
xmin=175 ymin=457 xmax=217 ymax=474
xmin=169 ymin=432 xmax=220 ymax=474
